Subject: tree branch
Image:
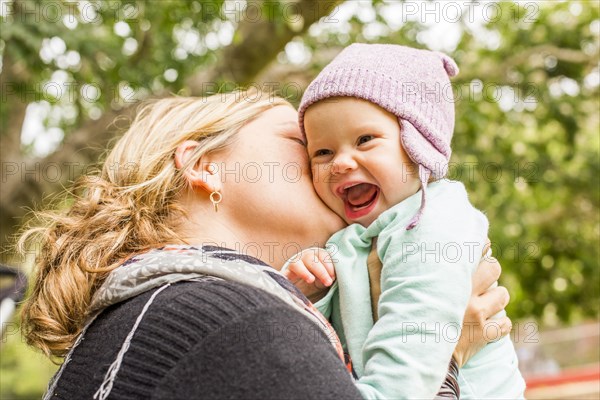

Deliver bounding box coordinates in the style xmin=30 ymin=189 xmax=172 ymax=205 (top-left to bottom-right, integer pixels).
xmin=187 ymin=0 xmax=344 ymax=90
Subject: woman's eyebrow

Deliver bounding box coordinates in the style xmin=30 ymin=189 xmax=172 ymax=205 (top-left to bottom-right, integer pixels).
xmin=276 ymin=121 xmax=300 ymax=130
xmin=277 ymin=121 xmax=305 ymax=141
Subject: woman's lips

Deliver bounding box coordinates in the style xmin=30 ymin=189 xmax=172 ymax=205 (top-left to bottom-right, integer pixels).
xmin=342 ymin=184 xmax=380 ymax=221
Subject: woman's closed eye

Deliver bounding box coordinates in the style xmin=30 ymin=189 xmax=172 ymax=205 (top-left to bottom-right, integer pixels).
xmin=290 ymin=137 xmax=307 ymax=147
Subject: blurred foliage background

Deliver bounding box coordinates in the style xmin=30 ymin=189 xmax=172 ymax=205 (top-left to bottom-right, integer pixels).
xmin=1 ymin=0 xmax=598 ymax=398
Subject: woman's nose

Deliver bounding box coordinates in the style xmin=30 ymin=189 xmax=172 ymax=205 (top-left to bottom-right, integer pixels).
xmin=330 ymin=152 xmax=358 ymax=175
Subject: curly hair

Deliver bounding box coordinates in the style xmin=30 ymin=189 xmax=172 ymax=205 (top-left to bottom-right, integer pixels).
xmin=18 ymin=90 xmax=290 ymax=357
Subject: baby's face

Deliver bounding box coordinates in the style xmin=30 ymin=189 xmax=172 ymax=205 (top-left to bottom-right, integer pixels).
xmin=304 ymin=97 xmax=421 ymax=227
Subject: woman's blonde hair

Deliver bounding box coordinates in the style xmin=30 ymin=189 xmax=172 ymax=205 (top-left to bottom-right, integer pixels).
xmin=18 ymin=90 xmax=290 ymax=358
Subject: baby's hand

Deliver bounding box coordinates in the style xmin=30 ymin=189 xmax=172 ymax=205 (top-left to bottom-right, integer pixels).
xmin=283 ymin=248 xmax=336 ymax=303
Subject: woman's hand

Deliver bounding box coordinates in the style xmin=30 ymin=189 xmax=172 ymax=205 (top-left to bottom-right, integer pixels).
xmin=453 ymin=242 xmax=512 ymax=368
xmin=282 ymin=248 xmax=335 ymax=303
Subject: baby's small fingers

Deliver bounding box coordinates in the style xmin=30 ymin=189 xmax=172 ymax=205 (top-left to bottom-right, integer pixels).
xmin=307 ymin=260 xmax=333 ymax=286
xmin=315 ymin=249 xmax=335 ymax=279
xmin=300 ymin=253 xmax=332 ymax=286
xmin=288 ymin=262 xmax=315 ymax=284
xmin=283 ymin=270 xmax=303 ymax=286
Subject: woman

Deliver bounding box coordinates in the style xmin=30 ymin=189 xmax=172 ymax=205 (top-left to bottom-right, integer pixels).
xmin=20 ymin=91 xmax=512 ymax=399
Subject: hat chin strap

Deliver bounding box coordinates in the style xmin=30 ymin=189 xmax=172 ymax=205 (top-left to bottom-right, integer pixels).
xmin=405 ymin=165 xmax=431 ymax=230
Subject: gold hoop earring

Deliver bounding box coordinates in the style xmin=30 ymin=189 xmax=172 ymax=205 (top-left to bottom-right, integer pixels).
xmin=210 ymin=191 xmax=222 ymax=212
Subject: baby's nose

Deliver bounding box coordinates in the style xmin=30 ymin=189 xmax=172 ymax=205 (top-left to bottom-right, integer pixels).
xmin=331 ymin=153 xmax=358 ymax=174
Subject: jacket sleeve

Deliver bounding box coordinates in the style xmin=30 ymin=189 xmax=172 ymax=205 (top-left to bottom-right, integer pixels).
xmin=313 ymin=280 xmax=338 ymax=319
xmin=355 ymin=204 xmax=487 ymax=399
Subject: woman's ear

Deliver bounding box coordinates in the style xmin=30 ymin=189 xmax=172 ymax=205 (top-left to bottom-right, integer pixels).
xmin=174 ymin=140 xmax=222 ymax=194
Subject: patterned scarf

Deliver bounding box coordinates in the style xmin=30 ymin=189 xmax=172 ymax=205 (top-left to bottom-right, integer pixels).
xmin=91 ymin=244 xmax=351 ymax=371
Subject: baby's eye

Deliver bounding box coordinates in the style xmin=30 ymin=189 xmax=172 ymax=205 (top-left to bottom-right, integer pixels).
xmin=313 ymin=149 xmax=333 ymax=157
xmin=357 ymin=135 xmax=375 ymax=145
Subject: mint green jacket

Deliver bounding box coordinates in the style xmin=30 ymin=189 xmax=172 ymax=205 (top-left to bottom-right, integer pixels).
xmin=315 ymin=180 xmax=525 ymax=399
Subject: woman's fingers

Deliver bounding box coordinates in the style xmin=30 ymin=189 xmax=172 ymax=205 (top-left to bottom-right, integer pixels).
xmin=483 ymin=316 xmax=513 ymax=343
xmin=472 ymin=255 xmax=501 ymax=295
xmin=481 ymin=238 xmax=492 ymax=257
xmin=458 ymin=245 xmax=512 ymax=367
xmin=477 ymin=286 xmax=510 ymax=321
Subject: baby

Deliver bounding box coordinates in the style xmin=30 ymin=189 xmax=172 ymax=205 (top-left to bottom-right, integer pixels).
xmin=284 ymin=44 xmax=525 ymax=399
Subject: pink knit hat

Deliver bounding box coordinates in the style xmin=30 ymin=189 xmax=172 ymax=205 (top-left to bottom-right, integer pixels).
xmin=298 ymin=43 xmax=459 ymax=229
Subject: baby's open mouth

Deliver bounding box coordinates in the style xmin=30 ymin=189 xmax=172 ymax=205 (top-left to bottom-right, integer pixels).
xmin=342 ymin=183 xmax=380 ymax=220
xmin=346 ymin=183 xmax=378 ymax=208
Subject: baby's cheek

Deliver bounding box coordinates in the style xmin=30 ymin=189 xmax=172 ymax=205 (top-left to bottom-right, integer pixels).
xmin=311 ymin=164 xmax=324 ymax=186
xmin=312 ymin=179 xmax=327 ymax=201
xmin=312 ymin=168 xmax=331 ymax=199
xmin=315 ymin=185 xmax=340 ymax=218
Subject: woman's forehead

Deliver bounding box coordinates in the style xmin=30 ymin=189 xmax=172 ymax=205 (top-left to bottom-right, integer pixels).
xmin=252 ymin=108 xmax=301 ymax=140
xmin=276 ymin=120 xmax=300 ymax=130
xmin=261 ymin=104 xmax=298 ymax=124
